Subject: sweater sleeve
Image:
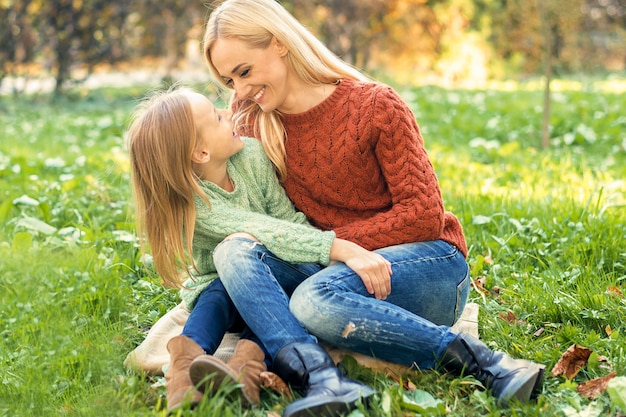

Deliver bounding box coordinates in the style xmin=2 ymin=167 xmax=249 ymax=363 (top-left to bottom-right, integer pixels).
xmin=333 ymin=85 xmax=445 ymax=248
xmin=194 ymin=201 xmax=334 ymax=265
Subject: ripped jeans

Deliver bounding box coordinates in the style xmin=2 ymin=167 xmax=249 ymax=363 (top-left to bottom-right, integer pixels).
xmin=213 ymin=237 xmax=470 ymax=369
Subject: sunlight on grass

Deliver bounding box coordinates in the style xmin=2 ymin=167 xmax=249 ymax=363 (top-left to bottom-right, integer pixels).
xmin=1 ymin=81 xmax=625 ymax=417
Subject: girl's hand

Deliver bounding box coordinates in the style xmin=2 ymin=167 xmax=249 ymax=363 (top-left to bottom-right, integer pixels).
xmin=330 ymin=238 xmax=392 ymax=299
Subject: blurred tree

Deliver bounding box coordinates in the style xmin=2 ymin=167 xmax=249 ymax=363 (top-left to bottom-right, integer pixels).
xmin=36 ymin=0 xmax=130 ymax=95
xmin=288 ymin=0 xmax=387 ymax=68
xmin=128 ymin=0 xmax=205 ymax=80
xmin=0 ymin=0 xmax=36 ymax=92
xmin=1 ymin=0 xmax=624 ymax=96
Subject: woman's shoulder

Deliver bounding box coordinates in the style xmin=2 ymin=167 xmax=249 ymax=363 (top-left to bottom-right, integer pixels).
xmin=340 ymin=79 xmax=406 ymax=117
xmin=342 ymin=78 xmax=396 ymax=95
xmin=340 ymin=79 xmax=402 ymax=107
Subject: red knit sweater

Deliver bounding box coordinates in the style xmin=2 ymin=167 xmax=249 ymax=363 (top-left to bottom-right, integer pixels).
xmin=237 ymin=79 xmax=467 ymax=258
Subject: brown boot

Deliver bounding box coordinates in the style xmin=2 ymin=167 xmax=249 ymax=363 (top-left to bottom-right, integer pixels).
xmin=165 ymin=335 xmax=204 ymax=412
xmin=189 ymin=339 xmax=267 ymax=407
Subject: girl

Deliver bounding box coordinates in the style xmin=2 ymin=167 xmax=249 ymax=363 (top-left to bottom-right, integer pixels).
xmin=202 ymin=0 xmax=545 ymax=408
xmin=127 ymin=86 xmax=375 ymax=416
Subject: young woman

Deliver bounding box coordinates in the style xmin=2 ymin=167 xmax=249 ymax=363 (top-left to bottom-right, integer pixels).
xmin=127 ymin=87 xmax=375 ymax=416
xmin=202 ymin=0 xmax=546 ymax=408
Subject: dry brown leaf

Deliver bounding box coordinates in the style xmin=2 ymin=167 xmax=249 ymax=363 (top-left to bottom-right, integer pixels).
xmin=577 ymin=372 xmax=617 ymax=399
xmin=498 ymin=310 xmax=525 ymax=325
xmin=266 ymin=412 xmax=281 ymax=417
xmin=260 ymin=371 xmax=292 ymax=399
xmin=472 ymin=276 xmax=489 ymax=295
xmin=551 ymin=344 xmax=593 ymax=379
xmin=534 ymin=328 xmax=545 ymax=337
xmin=387 ymin=373 xmax=417 ymax=391
xmin=607 ymin=286 xmax=623 ymax=297
xmin=606 ymin=325 xmax=613 ymax=337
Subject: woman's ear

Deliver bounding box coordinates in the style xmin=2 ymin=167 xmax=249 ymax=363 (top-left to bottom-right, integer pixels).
xmin=191 ymin=148 xmax=211 ymax=164
xmin=273 ymin=37 xmax=289 ymax=57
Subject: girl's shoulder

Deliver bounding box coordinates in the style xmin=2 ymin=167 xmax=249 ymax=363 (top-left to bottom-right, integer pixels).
xmin=230 ymin=136 xmax=273 ymax=175
xmin=235 ymin=136 xmax=266 ymax=162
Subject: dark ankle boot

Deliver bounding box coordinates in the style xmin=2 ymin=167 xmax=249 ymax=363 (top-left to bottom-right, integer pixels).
xmin=273 ymin=342 xmax=375 ymax=417
xmin=440 ymin=333 xmax=545 ymax=406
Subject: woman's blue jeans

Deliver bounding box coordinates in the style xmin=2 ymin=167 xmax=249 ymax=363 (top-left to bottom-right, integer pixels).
xmin=213 ymin=237 xmax=470 ymax=369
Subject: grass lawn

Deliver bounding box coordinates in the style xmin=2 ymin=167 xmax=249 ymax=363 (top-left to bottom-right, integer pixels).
xmin=1 ymin=78 xmax=625 ymax=417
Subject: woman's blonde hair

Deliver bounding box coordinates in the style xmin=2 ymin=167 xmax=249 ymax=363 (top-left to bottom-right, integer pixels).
xmin=127 ymin=87 xmax=207 ymax=288
xmin=203 ymin=0 xmax=368 ymax=179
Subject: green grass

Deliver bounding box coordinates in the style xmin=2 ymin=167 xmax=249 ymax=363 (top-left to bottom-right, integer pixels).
xmin=1 ymin=79 xmax=625 ymax=416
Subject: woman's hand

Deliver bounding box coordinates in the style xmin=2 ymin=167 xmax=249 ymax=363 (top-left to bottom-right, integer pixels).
xmin=330 ymin=238 xmax=392 ymax=300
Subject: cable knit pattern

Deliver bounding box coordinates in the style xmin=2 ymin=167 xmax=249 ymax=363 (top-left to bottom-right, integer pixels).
xmin=180 ymin=137 xmax=335 ymax=309
xmin=236 ymin=79 xmax=467 ymax=257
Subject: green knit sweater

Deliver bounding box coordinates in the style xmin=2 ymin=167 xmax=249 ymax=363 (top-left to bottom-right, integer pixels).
xmin=181 ymin=137 xmax=335 ymax=309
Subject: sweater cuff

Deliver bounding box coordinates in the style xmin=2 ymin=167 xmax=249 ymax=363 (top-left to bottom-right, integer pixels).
xmin=319 ymin=230 xmax=336 ymax=265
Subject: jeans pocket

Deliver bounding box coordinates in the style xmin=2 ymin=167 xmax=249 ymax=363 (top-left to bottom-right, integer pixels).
xmin=454 ymin=270 xmax=471 ymax=323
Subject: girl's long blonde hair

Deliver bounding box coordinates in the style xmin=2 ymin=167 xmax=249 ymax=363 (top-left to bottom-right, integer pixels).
xmin=127 ymin=87 xmax=207 ymax=288
xmin=203 ymin=0 xmax=368 ymax=179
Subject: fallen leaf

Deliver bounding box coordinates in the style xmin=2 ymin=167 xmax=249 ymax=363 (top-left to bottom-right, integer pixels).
xmin=607 ymin=286 xmax=623 ymax=297
xmin=472 ymin=276 xmax=489 ymax=295
xmin=577 ymin=372 xmax=617 ymax=399
xmin=551 ymin=344 xmax=593 ymax=379
xmin=498 ymin=311 xmax=525 ymax=325
xmin=260 ymin=371 xmax=292 ymax=399
xmin=534 ymin=328 xmax=545 ymax=337
xmin=387 ymin=373 xmax=417 ymax=391
xmin=606 ymin=325 xmax=612 ymax=337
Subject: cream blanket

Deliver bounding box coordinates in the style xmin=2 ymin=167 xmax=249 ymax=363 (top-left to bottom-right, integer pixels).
xmin=124 ymin=302 xmax=479 ymax=375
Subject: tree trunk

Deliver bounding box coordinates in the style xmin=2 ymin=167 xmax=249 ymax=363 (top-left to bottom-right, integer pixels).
xmin=537 ymin=0 xmax=553 ymax=149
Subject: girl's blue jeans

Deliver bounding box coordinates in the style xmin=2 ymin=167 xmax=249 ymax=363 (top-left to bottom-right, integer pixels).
xmin=181 ymin=278 xmax=261 ymax=354
xmin=213 ymin=237 xmax=470 ymax=369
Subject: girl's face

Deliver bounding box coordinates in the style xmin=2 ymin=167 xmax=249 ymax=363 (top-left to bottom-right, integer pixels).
xmin=209 ymin=37 xmax=290 ymax=113
xmin=186 ymin=92 xmax=244 ymax=163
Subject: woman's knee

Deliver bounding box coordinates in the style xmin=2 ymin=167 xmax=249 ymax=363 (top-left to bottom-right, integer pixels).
xmin=289 ymin=281 xmax=315 ymax=321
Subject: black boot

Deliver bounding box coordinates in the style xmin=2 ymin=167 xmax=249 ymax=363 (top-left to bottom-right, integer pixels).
xmin=273 ymin=342 xmax=375 ymax=417
xmin=440 ymin=333 xmax=545 ymax=406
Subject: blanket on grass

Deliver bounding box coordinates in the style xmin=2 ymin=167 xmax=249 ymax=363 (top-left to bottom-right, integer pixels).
xmin=124 ymin=302 xmax=480 ymax=375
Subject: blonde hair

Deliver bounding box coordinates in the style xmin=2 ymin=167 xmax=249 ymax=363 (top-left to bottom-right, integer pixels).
xmin=203 ymin=0 xmax=368 ymax=179
xmin=127 ymin=87 xmax=207 ymax=288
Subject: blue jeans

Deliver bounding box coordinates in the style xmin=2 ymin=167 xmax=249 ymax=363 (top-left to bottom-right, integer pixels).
xmin=291 ymin=240 xmax=470 ymax=369
xmin=213 ymin=237 xmax=320 ymax=358
xmin=181 ymin=278 xmax=261 ymax=354
xmin=213 ymin=237 xmax=469 ymax=369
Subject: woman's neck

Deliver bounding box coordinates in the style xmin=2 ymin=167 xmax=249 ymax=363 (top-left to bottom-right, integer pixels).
xmin=279 ymin=81 xmax=338 ymax=115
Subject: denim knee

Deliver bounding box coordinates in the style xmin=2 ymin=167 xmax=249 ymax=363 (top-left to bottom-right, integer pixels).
xmin=213 ymin=237 xmax=261 ymax=270
xmin=289 ymin=280 xmax=321 ymax=332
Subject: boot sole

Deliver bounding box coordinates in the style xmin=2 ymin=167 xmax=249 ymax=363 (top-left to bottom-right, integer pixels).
xmin=283 ymin=387 xmax=375 ymax=417
xmin=497 ymin=363 xmax=546 ymax=406
xmin=189 ymin=357 xmax=253 ymax=407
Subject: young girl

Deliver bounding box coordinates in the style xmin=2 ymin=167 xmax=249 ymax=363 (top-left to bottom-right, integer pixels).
xmin=127 ymin=87 xmax=375 ymax=415
xmin=202 ymin=0 xmax=545 ymax=409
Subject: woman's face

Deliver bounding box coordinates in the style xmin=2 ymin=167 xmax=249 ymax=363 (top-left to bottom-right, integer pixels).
xmin=209 ymin=37 xmax=290 ymax=113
